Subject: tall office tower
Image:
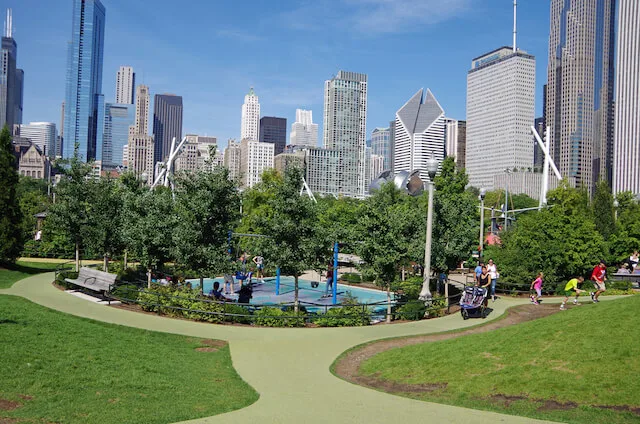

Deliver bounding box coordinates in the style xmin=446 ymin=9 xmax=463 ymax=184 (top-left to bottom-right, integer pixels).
xmin=128 ymin=84 xmax=154 ymax=184
xmin=371 ymin=127 xmax=392 ymax=172
xmin=456 ymin=121 xmax=467 ymax=170
xmin=56 ymin=102 xmax=65 ymax=156
xmin=547 ymin=0 xmax=616 ymax=192
xmin=388 ymin=120 xmax=395 ymax=173
xmin=394 ymin=89 xmax=446 ymax=182
xmin=613 ymin=0 xmax=640 ymax=195
xmin=115 ymin=66 xmax=135 ymax=104
xmin=101 ymin=103 xmax=134 ymax=167
xmin=195 ymin=136 xmax=219 ymax=170
xmin=323 ymin=70 xmax=368 ymax=198
xmin=153 ymin=94 xmax=183 ymax=163
xmin=240 ymin=138 xmax=274 ymax=188
xmin=63 ymin=0 xmax=106 ymax=161
xmin=259 ymin=116 xmax=287 ymax=155
xmin=1 ymin=9 xmax=24 ymax=130
xmin=444 ymin=118 xmax=467 ymax=169
xmin=466 ymin=47 xmax=535 ymax=190
xmin=18 ymin=122 xmax=56 ymax=157
xmin=176 ymin=134 xmax=200 ymax=172
xmin=223 ymin=139 xmax=241 ymax=182
xmin=290 ymin=109 xmax=318 ymax=147
xmin=533 ymin=117 xmax=545 ymax=168
xmin=241 ymin=87 xmax=260 ymax=141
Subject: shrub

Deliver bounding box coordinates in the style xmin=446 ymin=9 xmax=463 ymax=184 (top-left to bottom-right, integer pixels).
xmin=109 ymin=284 xmax=139 ymax=304
xmin=54 ymin=270 xmax=77 ymax=289
xmin=136 ymin=285 xmax=224 ymax=323
xmin=315 ymin=293 xmax=371 ymax=327
xmin=340 ymin=272 xmax=362 ymax=284
xmin=254 ymin=306 xmax=304 ymax=327
xmin=222 ymin=304 xmax=252 ymax=324
xmin=394 ymin=300 xmax=426 ymax=321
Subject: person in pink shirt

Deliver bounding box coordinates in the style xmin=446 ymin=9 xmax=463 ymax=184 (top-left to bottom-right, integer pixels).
xmin=529 ymin=272 xmax=544 ymax=305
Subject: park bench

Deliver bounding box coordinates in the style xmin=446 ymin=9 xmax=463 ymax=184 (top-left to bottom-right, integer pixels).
xmin=65 ymin=267 xmax=117 ymax=294
xmin=611 ymin=271 xmax=640 ymax=288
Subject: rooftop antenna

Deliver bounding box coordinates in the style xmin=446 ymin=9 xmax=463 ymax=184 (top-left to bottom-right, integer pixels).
xmin=513 ymin=0 xmax=517 ymax=52
xmin=5 ymin=9 xmax=12 ymax=38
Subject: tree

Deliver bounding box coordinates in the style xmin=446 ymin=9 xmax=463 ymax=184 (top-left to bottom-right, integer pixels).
xmin=46 ymin=153 xmax=92 ymax=270
xmin=253 ymin=167 xmax=320 ymax=313
xmin=173 ymin=168 xmax=240 ymax=289
xmin=16 ymin=176 xmax=49 ymax=248
xmin=592 ymin=179 xmax=616 ymax=241
xmin=123 ymin=186 xmax=177 ymax=287
xmin=0 ymin=126 xmax=23 ymax=262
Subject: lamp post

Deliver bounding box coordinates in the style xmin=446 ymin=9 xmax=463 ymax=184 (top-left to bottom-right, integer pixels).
xmin=613 ymin=199 xmax=619 ymax=222
xmin=479 ymin=188 xmax=486 ymax=258
xmin=419 ymin=156 xmax=440 ymax=302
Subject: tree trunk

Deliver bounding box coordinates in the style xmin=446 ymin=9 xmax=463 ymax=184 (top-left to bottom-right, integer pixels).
xmin=294 ymin=275 xmax=299 ymax=314
xmin=103 ymin=254 xmax=109 ymax=273
xmin=402 ymin=267 xmax=406 ymax=281
xmin=386 ymin=283 xmax=392 ymax=323
xmin=123 ymin=250 xmax=128 ymax=269
xmin=147 ymin=268 xmax=152 ymax=289
xmin=75 ymin=241 xmax=80 ymax=272
xmin=200 ymin=276 xmax=204 ymax=295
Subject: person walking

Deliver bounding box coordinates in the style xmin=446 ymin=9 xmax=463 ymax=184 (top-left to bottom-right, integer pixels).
xmin=561 ymin=276 xmax=585 ymax=310
xmin=486 ymin=259 xmax=498 ymax=302
xmin=590 ymin=261 xmax=607 ymax=303
xmin=529 ymin=272 xmax=544 ymax=305
xmin=478 ymin=265 xmax=491 ymax=307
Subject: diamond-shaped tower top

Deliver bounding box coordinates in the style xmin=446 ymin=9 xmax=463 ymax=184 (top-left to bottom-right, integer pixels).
xmin=248 ymin=87 xmax=256 ymax=96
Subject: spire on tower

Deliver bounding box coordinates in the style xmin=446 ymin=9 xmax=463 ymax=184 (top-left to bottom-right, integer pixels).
xmin=4 ymin=9 xmax=12 ymax=38
xmin=513 ymin=0 xmax=517 ymax=52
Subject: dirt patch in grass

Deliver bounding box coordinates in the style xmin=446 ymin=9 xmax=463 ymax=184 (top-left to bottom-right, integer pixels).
xmin=334 ymin=304 xmax=559 ymax=393
xmin=595 ymin=405 xmax=640 ymax=416
xmin=487 ymin=394 xmax=528 ymax=407
xmin=0 ymin=399 xmax=21 ymax=411
xmin=195 ymin=339 xmax=228 ymax=352
xmin=537 ymin=399 xmax=578 ymax=411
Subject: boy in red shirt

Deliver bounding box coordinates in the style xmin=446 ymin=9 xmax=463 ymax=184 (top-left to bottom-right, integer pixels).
xmin=590 ymin=261 xmax=607 ymax=303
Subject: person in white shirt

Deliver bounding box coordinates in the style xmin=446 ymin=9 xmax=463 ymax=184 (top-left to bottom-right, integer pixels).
xmin=487 ymin=259 xmax=498 ymax=302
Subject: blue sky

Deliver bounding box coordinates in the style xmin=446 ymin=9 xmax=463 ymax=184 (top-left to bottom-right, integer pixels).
xmin=13 ymin=0 xmax=550 ymax=150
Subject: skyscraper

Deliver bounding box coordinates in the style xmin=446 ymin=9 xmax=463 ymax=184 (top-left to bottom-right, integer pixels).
xmin=323 ymin=70 xmax=368 ymax=198
xmin=240 ymin=138 xmax=274 ymax=188
xmin=546 ymin=0 xmax=616 ymax=192
xmin=134 ymin=85 xmax=150 ymax=135
xmin=128 ymin=85 xmax=154 ymax=184
xmin=259 ymin=116 xmax=287 ymax=155
xmin=613 ymin=0 xmax=640 ymax=195
xmin=290 ymin=109 xmax=318 ymax=147
xmin=18 ymin=122 xmax=56 ymax=157
xmin=371 ymin=127 xmax=392 ymax=172
xmin=224 ymin=139 xmax=241 ymax=182
xmin=394 ymin=89 xmax=446 ymax=182
xmin=153 ymin=94 xmax=183 ymax=163
xmin=101 ymin=103 xmax=134 ymax=167
xmin=115 ymin=66 xmax=135 ymax=104
xmin=1 ymin=9 xmax=24 ymax=131
xmin=241 ymin=87 xmax=260 ymax=141
xmin=63 ymin=0 xmax=106 ymax=161
xmin=466 ymin=47 xmax=536 ymax=189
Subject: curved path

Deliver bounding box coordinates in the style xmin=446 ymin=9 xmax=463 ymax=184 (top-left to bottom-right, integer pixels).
xmin=2 ymin=273 xmax=557 ymax=424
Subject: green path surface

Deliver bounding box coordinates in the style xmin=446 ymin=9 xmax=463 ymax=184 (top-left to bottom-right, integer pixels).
xmin=2 ymin=274 xmax=561 ymax=423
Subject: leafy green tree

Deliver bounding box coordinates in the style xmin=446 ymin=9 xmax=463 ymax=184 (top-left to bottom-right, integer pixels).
xmin=253 ymin=167 xmax=320 ymax=313
xmin=123 ymin=186 xmax=177 ymax=287
xmin=16 ymin=176 xmax=50 ymax=246
xmin=46 ymin=153 xmax=92 ymax=270
xmin=607 ymin=195 xmax=640 ymax=262
xmin=592 ymin=179 xmax=616 ymax=241
xmin=0 ymin=126 xmax=23 ymax=262
xmin=316 ymin=196 xmax=363 ymax=254
xmin=173 ymin=168 xmax=240 ymax=290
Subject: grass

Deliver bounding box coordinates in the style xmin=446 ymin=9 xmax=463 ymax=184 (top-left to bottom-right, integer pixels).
xmin=0 ymin=260 xmax=72 ymax=289
xmin=0 ymin=295 xmax=258 ymax=423
xmin=359 ymin=296 xmax=640 ymax=424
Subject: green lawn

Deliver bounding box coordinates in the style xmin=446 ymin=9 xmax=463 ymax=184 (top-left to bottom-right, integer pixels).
xmin=0 ymin=296 xmax=258 ymax=423
xmin=0 ymin=260 xmax=71 ymax=289
xmin=359 ymin=297 xmax=640 ymax=424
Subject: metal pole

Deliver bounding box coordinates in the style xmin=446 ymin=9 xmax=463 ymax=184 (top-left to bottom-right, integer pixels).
xmin=275 ymin=267 xmax=281 ymax=296
xmin=332 ymin=242 xmax=338 ymax=305
xmin=479 ymin=197 xmax=485 ymax=258
xmin=419 ymin=180 xmax=434 ymax=301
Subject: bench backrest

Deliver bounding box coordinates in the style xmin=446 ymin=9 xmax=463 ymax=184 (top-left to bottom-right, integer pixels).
xmin=78 ymin=267 xmax=117 ymax=289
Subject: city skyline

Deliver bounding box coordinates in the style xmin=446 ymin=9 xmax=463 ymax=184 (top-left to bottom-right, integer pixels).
xmin=12 ymin=0 xmax=551 ymax=151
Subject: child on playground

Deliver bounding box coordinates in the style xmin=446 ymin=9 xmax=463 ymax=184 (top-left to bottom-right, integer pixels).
xmin=561 ymin=276 xmax=585 ymax=310
xmin=529 ymin=272 xmax=544 ymax=305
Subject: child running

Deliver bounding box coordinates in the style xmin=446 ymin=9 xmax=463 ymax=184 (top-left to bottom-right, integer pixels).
xmin=561 ymin=276 xmax=585 ymax=310
xmin=529 ymin=272 xmax=544 ymax=305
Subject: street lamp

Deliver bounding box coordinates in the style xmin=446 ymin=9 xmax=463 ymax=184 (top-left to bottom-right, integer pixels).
xmin=479 ymin=188 xmax=486 ymax=258
xmin=613 ymin=199 xmax=619 ymax=221
xmin=419 ymin=156 xmax=440 ymax=302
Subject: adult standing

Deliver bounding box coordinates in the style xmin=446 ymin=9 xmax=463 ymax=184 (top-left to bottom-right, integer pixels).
xmin=252 ymin=254 xmax=264 ymax=282
xmin=478 ymin=265 xmax=491 ymax=307
xmin=486 ymin=259 xmax=498 ymax=302
xmin=590 ymin=261 xmax=607 ymax=303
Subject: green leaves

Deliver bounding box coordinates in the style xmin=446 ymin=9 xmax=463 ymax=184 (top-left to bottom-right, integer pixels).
xmin=0 ymin=126 xmax=23 ymax=262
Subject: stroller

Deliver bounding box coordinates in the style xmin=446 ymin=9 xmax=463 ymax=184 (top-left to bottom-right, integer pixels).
xmin=460 ymin=286 xmax=487 ymax=319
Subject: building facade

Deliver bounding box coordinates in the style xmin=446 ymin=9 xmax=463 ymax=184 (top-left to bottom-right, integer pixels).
xmin=259 ymin=116 xmax=287 ymax=156
xmin=17 ymin=143 xmax=49 ymax=180
xmin=394 ymin=89 xmax=447 ymax=183
xmin=444 ymin=119 xmax=467 ymax=169
xmin=153 ymin=94 xmax=183 ymax=163
xmin=1 ymin=9 xmax=24 ymax=131
xmin=63 ymin=0 xmax=106 ymax=161
xmin=546 ymin=0 xmax=616 ymax=192
xmin=241 ymin=87 xmax=260 ymax=141
xmin=18 ymin=122 xmax=56 ymax=158
xmin=290 ymin=109 xmax=318 ymax=147
xmin=613 ymin=0 xmax=640 ymax=195
xmin=240 ymin=138 xmax=274 ymax=188
xmin=128 ymin=84 xmax=153 ymax=184
xmin=466 ymin=47 xmax=536 ymax=190
xmin=371 ymin=127 xmax=392 ymax=172
xmin=322 ymin=70 xmax=368 ymax=198
xmin=274 ymin=151 xmax=306 ymax=175
xmin=224 ymin=139 xmax=241 ymax=182
xmin=115 ymin=66 xmax=135 ymax=104
xmin=101 ymin=103 xmax=134 ymax=167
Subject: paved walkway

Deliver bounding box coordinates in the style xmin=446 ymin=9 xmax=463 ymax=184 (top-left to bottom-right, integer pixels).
xmin=2 ymin=273 xmax=557 ymax=424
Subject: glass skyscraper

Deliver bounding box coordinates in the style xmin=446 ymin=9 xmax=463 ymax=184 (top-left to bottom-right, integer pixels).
xmin=259 ymin=116 xmax=287 ymax=156
xmin=101 ymin=103 xmax=134 ymax=168
xmin=153 ymin=94 xmax=183 ymax=164
xmin=63 ymin=0 xmax=106 ymax=161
